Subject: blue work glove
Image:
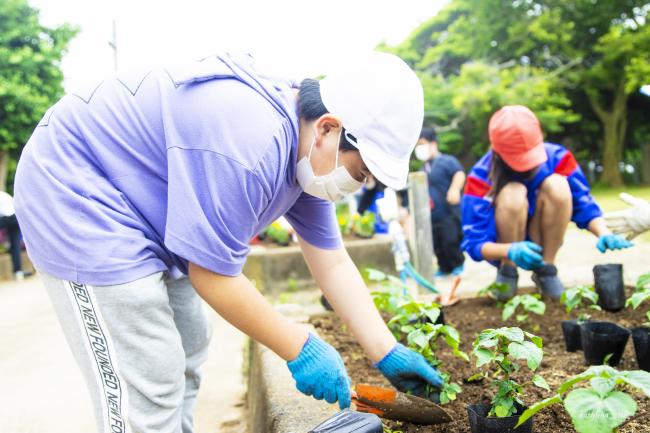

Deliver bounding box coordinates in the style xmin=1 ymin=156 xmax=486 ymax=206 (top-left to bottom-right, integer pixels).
xmin=287 ymin=333 xmax=351 ymax=409
xmin=596 ymin=233 xmax=634 ymax=253
xmin=507 ymin=241 xmax=544 ymax=271
xmin=375 ymin=343 xmax=443 ymax=397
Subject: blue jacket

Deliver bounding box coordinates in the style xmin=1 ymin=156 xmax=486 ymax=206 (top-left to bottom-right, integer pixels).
xmin=461 ymin=143 xmax=602 ymax=262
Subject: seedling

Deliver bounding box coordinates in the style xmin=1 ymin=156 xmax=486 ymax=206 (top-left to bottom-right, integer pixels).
xmin=517 ymin=365 xmax=650 ymax=433
xmin=353 ymin=211 xmax=376 ymax=238
xmin=471 ymin=327 xmax=549 ymax=417
xmin=366 ymin=268 xmax=468 ymax=405
xmin=407 ymin=320 xmax=469 ymax=404
xmin=626 ymin=273 xmax=650 ymax=326
xmin=501 ymin=294 xmax=546 ymax=323
xmin=561 ymin=285 xmax=601 ymax=322
xmin=477 ymin=282 xmax=511 ymax=299
xmin=366 ymin=268 xmax=411 ymax=318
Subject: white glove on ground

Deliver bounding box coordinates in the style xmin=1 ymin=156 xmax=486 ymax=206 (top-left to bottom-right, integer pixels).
xmin=604 ymin=193 xmax=650 ymax=240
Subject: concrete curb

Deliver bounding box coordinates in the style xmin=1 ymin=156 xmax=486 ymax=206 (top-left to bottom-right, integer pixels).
xmin=244 ymin=235 xmax=394 ymax=294
xmin=247 ymin=332 xmax=337 ymax=433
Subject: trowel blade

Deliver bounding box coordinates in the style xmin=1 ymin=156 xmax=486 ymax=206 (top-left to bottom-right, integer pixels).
xmin=353 ymin=383 xmax=452 ymax=425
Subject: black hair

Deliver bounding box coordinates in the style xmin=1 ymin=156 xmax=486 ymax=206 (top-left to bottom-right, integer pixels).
xmin=488 ymin=153 xmax=538 ymax=198
xmin=419 ymin=127 xmax=438 ymax=142
xmin=298 ymin=78 xmax=328 ymax=121
xmin=298 ymin=78 xmax=358 ymax=152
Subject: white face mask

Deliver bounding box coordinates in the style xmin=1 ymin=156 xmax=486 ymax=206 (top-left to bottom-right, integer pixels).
xmin=296 ymin=130 xmax=364 ymax=202
xmin=414 ymin=144 xmax=431 ymax=161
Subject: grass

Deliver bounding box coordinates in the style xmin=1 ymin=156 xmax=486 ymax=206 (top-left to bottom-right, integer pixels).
xmin=590 ymin=185 xmax=650 ymax=243
xmin=590 ymin=185 xmax=650 ymax=213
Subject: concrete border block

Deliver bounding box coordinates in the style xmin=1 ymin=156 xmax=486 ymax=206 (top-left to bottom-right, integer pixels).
xmin=244 ymin=236 xmax=394 ymax=294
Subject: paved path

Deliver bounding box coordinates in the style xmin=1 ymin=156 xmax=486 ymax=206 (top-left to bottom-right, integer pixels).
xmin=0 ymin=275 xmax=246 ymax=433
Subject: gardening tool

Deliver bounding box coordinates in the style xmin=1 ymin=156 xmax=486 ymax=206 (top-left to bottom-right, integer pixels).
xmin=352 ymin=383 xmax=452 ymax=425
xmin=440 ymin=275 xmax=462 ymax=306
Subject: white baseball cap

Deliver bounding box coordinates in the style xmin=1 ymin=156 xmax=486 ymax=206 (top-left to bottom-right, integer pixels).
xmin=319 ymin=51 xmax=424 ymax=190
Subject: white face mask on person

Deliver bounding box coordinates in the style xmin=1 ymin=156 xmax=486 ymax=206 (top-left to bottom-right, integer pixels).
xmin=414 ymin=144 xmax=431 ymax=161
xmin=296 ymin=130 xmax=364 ymax=202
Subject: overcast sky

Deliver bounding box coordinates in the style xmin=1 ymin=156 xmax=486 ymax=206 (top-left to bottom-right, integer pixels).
xmin=29 ymin=0 xmax=447 ymax=91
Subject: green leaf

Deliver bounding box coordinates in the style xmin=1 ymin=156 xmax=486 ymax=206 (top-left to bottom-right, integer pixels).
xmin=590 ymin=376 xmax=615 ymax=397
xmin=478 ymin=329 xmax=498 ymax=340
xmin=603 ymin=353 xmax=614 ymax=365
xmin=502 ymin=302 xmax=517 ymax=321
xmin=407 ymin=328 xmax=429 ymax=349
xmin=424 ymin=307 xmax=441 ymax=324
xmin=466 ymin=372 xmax=485 ymax=382
xmin=521 ymin=294 xmax=546 ymax=315
xmin=626 ymin=291 xmax=650 ymax=309
xmin=620 ymin=370 xmax=650 ymax=397
xmin=515 ymin=313 xmax=528 ymax=322
xmin=455 ymin=350 xmax=470 ymax=362
xmin=564 ymin=389 xmax=636 ymax=433
xmin=474 ymin=348 xmax=494 ymax=367
xmin=636 ymin=273 xmax=650 ymax=291
xmin=440 ymin=325 xmax=461 ymax=348
xmin=531 ymin=335 xmax=543 ymax=348
xmin=515 ymin=394 xmax=562 ymax=428
xmin=532 ymin=374 xmax=550 ymax=391
xmin=478 ymin=337 xmax=499 ymax=348
xmin=495 ymin=404 xmax=511 ymax=417
xmin=557 ymin=370 xmax=598 ymax=395
xmin=500 ymin=327 xmax=524 ymax=343
xmin=508 ymin=341 xmax=543 ymax=370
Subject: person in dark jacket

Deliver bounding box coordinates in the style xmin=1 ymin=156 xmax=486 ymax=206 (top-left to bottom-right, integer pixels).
xmin=461 ymin=105 xmax=632 ymax=300
xmin=415 ymin=127 xmax=466 ymax=276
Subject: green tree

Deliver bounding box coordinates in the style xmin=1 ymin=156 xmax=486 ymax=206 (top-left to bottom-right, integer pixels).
xmin=0 ymin=0 xmax=76 ymax=191
xmin=583 ymin=20 xmax=650 ymax=185
xmin=385 ymin=0 xmax=650 ymax=185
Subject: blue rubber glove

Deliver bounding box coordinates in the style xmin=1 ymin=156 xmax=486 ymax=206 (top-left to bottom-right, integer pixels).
xmin=287 ymin=333 xmax=351 ymax=409
xmin=596 ymin=233 xmax=634 ymax=253
xmin=507 ymin=241 xmax=544 ymax=271
xmin=375 ymin=343 xmax=443 ymax=397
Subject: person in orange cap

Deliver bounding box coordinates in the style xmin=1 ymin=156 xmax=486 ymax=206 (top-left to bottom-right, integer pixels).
xmin=461 ymin=105 xmax=632 ymax=300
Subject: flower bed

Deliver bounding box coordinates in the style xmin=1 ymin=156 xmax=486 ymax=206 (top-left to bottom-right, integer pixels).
xmin=310 ymin=288 xmax=650 ymax=432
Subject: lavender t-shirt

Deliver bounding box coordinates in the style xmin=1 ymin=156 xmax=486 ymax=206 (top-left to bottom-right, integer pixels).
xmin=14 ymin=53 xmax=342 ymax=285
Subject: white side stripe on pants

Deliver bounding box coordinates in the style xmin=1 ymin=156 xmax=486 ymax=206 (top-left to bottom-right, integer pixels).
xmin=66 ymin=281 xmax=130 ymax=433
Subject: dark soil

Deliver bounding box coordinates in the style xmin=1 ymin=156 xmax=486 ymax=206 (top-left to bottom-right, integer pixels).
xmin=309 ymin=289 xmax=650 ymax=433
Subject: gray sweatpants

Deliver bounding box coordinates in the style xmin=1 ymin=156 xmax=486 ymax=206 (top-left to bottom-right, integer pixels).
xmin=41 ymin=271 xmax=212 ymax=433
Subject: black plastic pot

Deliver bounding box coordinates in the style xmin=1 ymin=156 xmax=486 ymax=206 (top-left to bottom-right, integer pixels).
xmin=561 ymin=319 xmax=586 ymax=352
xmin=466 ymin=403 xmax=533 ymax=433
xmin=632 ymin=327 xmax=650 ymax=371
xmin=309 ymin=409 xmax=383 ymax=433
xmin=593 ymin=264 xmax=626 ymax=312
xmin=580 ymin=321 xmax=630 ymax=366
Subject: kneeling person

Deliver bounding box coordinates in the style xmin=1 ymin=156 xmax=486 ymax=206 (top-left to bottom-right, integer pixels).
xmin=461 ymin=105 xmax=632 ymax=300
